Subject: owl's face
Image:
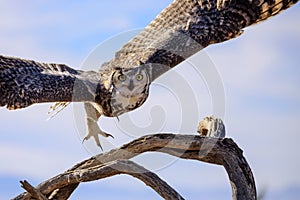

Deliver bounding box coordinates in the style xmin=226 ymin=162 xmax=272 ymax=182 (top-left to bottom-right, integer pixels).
xmin=111 ymin=67 xmax=149 ymax=97
xmin=109 ymin=67 xmax=150 ymax=116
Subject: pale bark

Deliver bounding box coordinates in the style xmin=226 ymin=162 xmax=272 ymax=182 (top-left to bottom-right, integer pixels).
xmin=14 ymin=134 xmax=256 ymax=200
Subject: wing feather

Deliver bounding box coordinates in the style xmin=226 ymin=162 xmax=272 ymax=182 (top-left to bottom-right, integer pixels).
xmin=0 ymin=55 xmax=99 ymax=109
xmin=106 ymin=0 xmax=298 ymax=81
xmin=1 ymin=0 xmax=298 ymax=110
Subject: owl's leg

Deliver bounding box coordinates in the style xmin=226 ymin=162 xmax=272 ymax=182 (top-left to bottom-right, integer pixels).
xmin=83 ymin=102 xmax=114 ymax=149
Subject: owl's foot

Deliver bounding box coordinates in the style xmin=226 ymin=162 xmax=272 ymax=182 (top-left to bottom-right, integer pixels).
xmin=83 ymin=117 xmax=114 ymax=150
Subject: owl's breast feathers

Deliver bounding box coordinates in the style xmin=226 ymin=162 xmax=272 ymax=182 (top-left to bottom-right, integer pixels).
xmin=108 ymin=83 xmax=150 ymax=117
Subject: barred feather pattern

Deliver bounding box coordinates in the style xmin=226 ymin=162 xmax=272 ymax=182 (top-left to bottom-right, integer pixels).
xmin=108 ymin=0 xmax=298 ymax=80
xmin=0 ymin=55 xmax=106 ymax=110
xmin=0 ymin=0 xmax=298 ymax=111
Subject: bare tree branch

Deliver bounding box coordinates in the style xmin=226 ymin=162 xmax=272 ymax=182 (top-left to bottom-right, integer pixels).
xmin=14 ymin=159 xmax=184 ymax=200
xmin=14 ymin=134 xmax=256 ymax=200
xmin=20 ymin=180 xmax=48 ymax=200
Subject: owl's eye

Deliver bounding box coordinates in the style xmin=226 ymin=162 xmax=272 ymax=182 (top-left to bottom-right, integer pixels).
xmin=118 ymin=74 xmax=126 ymax=81
xmin=136 ymin=74 xmax=143 ymax=81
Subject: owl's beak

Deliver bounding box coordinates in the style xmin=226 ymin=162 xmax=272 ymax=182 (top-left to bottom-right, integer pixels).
xmin=128 ymin=80 xmax=134 ymax=91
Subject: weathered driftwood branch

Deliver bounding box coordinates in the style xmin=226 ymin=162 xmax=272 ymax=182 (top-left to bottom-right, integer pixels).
xmin=14 ymin=134 xmax=256 ymax=200
xmin=15 ymin=159 xmax=183 ymax=200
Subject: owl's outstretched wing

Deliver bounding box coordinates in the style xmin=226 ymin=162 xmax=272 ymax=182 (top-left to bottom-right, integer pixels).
xmin=107 ymin=0 xmax=298 ymax=81
xmin=0 ymin=55 xmax=103 ymax=110
xmin=1 ymin=0 xmax=298 ymax=110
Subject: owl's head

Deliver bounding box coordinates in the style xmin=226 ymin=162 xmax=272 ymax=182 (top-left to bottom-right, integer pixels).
xmin=108 ymin=66 xmax=150 ymax=117
xmin=110 ymin=66 xmax=149 ymax=97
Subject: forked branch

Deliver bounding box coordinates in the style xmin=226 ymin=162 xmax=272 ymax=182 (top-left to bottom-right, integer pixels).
xmin=14 ymin=134 xmax=256 ymax=200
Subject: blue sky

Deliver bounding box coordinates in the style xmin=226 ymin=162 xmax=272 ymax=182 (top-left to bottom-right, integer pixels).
xmin=0 ymin=1 xmax=300 ymax=199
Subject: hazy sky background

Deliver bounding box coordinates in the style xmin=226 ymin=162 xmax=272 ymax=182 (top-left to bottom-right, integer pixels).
xmin=0 ymin=1 xmax=299 ymax=199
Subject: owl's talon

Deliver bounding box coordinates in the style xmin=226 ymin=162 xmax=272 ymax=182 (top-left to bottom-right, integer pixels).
xmin=82 ymin=117 xmax=114 ymax=149
xmin=82 ymin=131 xmax=104 ymax=150
xmin=102 ymin=132 xmax=114 ymax=139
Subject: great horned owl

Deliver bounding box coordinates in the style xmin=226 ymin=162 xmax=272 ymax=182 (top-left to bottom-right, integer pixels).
xmin=0 ymin=0 xmax=298 ymax=148
xmin=110 ymin=66 xmax=150 ymax=117
xmin=83 ymin=65 xmax=150 ymax=148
